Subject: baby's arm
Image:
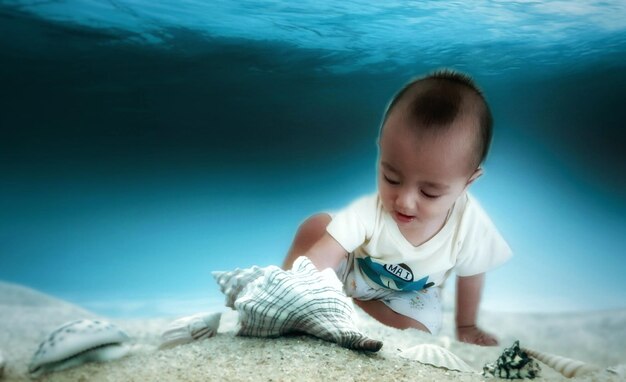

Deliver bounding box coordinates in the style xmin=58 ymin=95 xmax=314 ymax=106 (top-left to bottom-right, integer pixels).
xmin=282 ymin=214 xmax=349 ymax=271
xmin=455 ymin=273 xmax=498 ymax=346
xmin=304 ymin=232 xmax=349 ymax=271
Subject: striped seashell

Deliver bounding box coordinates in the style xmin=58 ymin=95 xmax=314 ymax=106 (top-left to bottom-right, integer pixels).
xmin=213 ymin=256 xmax=383 ymax=352
xmin=400 ymin=344 xmax=475 ymax=373
xmin=159 ymin=312 xmax=221 ymax=349
xmin=213 ymin=265 xmax=266 ymax=308
xmin=522 ymin=347 xmax=601 ymax=378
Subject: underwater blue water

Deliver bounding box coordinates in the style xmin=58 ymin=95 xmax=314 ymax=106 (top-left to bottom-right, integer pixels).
xmin=1 ymin=1 xmax=625 ymax=317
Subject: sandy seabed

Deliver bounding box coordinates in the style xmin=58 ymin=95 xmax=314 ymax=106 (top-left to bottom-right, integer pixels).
xmin=0 ymin=281 xmax=624 ymax=382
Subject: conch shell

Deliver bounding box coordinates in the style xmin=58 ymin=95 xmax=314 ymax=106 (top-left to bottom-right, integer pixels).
xmin=213 ymin=256 xmax=383 ymax=352
xmin=522 ymin=347 xmax=601 ymax=378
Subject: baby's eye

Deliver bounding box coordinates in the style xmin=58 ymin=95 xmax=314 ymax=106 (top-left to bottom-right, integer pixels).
xmin=421 ymin=190 xmax=441 ymax=199
xmin=383 ymin=175 xmax=399 ymax=185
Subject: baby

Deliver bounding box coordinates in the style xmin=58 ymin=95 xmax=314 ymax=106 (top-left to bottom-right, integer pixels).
xmin=282 ymin=69 xmax=512 ymax=346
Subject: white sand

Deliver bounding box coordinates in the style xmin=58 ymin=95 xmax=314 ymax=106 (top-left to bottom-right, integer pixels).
xmin=0 ymin=280 xmax=624 ymax=381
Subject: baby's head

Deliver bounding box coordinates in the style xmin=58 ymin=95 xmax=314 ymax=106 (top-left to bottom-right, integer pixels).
xmin=376 ymin=69 xmax=493 ymax=227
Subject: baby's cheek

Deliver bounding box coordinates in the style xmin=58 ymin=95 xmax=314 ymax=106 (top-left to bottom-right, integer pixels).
xmin=380 ymin=195 xmax=394 ymax=212
xmin=423 ymin=201 xmax=445 ymax=218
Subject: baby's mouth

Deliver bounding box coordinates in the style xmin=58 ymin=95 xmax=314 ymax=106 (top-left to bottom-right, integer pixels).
xmin=394 ymin=211 xmax=416 ymax=223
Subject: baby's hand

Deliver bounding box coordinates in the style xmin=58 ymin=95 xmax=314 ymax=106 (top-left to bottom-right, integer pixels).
xmin=456 ymin=325 xmax=498 ymax=346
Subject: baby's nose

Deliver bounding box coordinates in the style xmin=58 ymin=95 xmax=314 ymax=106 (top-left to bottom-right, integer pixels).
xmin=396 ymin=190 xmax=418 ymax=211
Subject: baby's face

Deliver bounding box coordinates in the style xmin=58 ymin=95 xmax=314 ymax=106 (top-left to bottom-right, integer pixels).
xmin=377 ymin=111 xmax=481 ymax=230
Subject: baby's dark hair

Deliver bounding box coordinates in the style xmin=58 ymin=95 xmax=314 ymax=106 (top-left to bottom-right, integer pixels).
xmin=380 ymin=69 xmax=493 ymax=168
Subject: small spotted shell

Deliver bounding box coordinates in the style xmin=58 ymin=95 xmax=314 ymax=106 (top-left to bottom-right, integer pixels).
xmin=400 ymin=344 xmax=475 ymax=373
xmin=522 ymin=347 xmax=601 ymax=378
xmin=29 ymin=319 xmax=131 ymax=377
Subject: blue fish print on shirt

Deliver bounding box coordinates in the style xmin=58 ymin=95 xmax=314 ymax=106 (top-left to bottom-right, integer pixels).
xmin=357 ymin=257 xmax=434 ymax=291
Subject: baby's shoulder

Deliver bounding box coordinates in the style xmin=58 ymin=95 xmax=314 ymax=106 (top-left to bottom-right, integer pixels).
xmin=454 ymin=192 xmax=499 ymax=230
xmin=343 ymin=192 xmax=380 ymax=213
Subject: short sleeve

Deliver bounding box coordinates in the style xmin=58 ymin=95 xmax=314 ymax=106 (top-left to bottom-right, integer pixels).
xmin=325 ymin=194 xmax=377 ymax=253
xmin=453 ymin=195 xmax=513 ymax=277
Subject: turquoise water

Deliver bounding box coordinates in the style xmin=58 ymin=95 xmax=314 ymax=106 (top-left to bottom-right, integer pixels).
xmin=1 ymin=1 xmax=624 ymax=317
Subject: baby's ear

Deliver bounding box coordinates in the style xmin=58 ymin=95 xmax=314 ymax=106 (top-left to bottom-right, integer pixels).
xmin=465 ymin=168 xmax=483 ymax=188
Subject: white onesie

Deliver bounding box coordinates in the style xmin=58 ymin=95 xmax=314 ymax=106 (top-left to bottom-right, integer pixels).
xmin=326 ymin=191 xmax=512 ymax=334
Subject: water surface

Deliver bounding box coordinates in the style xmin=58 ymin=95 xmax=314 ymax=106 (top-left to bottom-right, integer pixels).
xmin=1 ymin=0 xmax=625 ymax=317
